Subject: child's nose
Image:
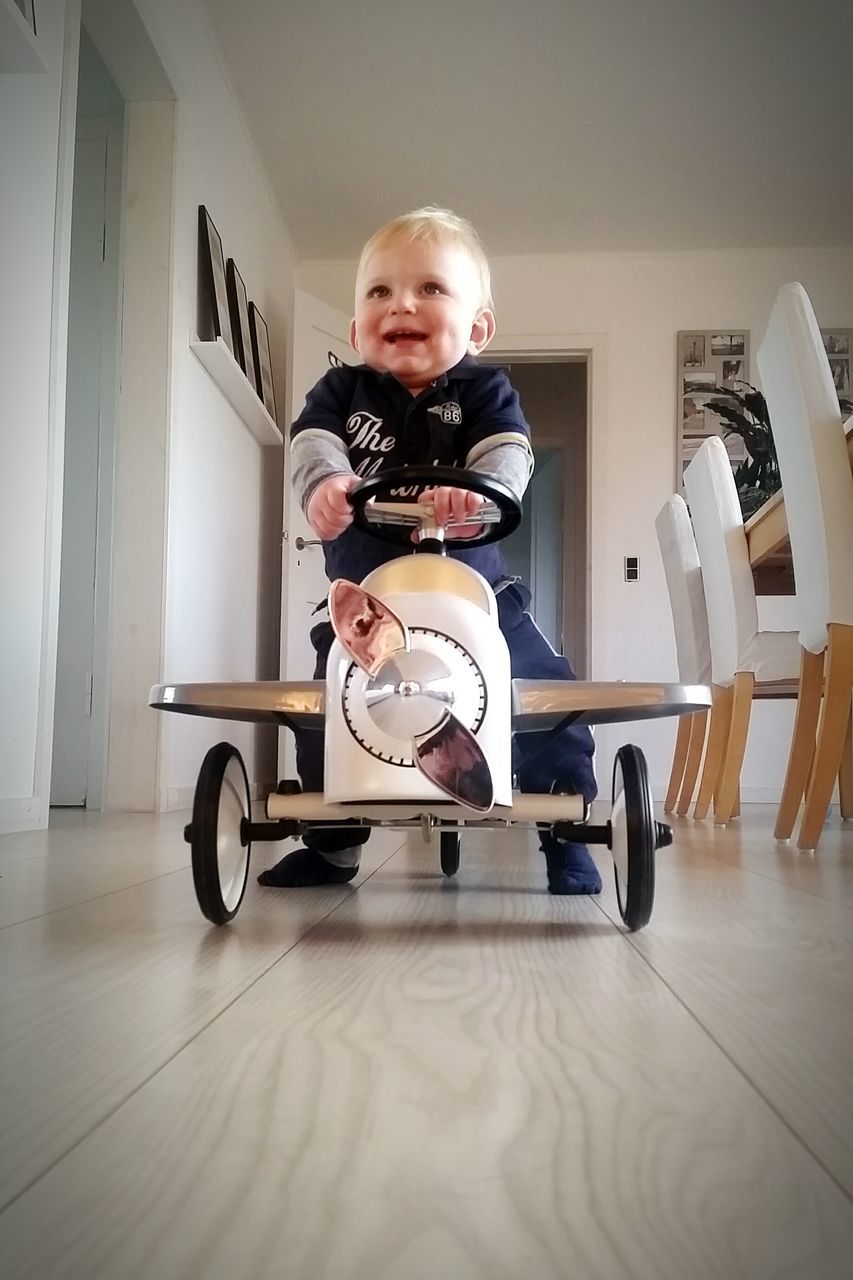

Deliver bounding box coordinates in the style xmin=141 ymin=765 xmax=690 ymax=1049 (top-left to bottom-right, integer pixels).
xmin=390 ymin=291 xmax=416 ymax=314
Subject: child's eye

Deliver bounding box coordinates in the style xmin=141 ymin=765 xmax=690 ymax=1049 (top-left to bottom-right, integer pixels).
xmin=366 ymin=285 xmax=389 ymax=299
xmin=422 ymin=281 xmax=445 ymax=296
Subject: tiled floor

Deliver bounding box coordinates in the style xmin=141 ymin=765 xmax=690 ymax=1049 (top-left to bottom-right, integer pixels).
xmin=1 ymin=805 xmax=852 ymax=1279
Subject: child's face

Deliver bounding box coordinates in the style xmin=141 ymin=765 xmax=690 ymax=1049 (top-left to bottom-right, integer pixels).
xmin=350 ymin=239 xmax=495 ymax=393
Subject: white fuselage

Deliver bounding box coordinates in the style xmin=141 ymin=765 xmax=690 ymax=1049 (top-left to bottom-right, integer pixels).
xmin=324 ymin=555 xmax=512 ymax=808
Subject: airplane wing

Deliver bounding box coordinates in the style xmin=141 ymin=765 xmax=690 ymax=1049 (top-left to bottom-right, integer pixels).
xmin=149 ymin=682 xmax=325 ymax=727
xmin=511 ymin=680 xmax=711 ymax=728
xmin=150 ymin=679 xmax=711 ymax=729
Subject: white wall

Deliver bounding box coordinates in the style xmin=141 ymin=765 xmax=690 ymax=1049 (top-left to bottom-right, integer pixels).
xmin=0 ymin=0 xmax=79 ymax=832
xmin=134 ymin=0 xmax=296 ymax=808
xmin=1 ymin=0 xmax=297 ymax=830
xmin=299 ymin=248 xmax=853 ymax=798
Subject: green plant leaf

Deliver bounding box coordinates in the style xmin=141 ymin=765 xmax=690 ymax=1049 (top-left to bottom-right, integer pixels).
xmin=741 ymin=389 xmax=770 ymax=425
xmin=705 ymin=402 xmax=756 ymax=434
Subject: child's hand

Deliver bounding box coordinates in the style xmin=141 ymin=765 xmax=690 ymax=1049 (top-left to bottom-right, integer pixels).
xmin=419 ymin=486 xmax=485 ymax=539
xmin=306 ymin=473 xmax=359 ymax=540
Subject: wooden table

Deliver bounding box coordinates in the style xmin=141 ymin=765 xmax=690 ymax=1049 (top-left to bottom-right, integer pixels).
xmin=745 ymin=415 xmax=853 ymax=594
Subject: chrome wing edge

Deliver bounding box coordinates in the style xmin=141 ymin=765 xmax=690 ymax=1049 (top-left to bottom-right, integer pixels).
xmin=149 ymin=678 xmax=711 ymax=731
xmin=149 ymin=681 xmax=325 ymax=727
xmin=511 ymin=680 xmax=712 ymax=730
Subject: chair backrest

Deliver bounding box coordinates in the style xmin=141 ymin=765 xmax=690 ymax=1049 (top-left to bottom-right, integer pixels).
xmin=654 ymin=495 xmax=712 ymax=685
xmin=756 ymin=281 xmax=853 ymax=652
xmin=683 ymin=435 xmax=759 ymax=686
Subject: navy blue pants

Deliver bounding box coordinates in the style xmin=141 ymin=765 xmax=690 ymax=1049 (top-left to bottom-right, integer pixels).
xmin=295 ymin=582 xmax=596 ymax=854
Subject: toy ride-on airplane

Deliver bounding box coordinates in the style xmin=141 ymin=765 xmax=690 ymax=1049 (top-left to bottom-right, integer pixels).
xmin=150 ymin=468 xmax=711 ymax=932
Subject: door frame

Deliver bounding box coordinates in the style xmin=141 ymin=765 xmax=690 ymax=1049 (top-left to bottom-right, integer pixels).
xmin=86 ymin=112 xmax=123 ymax=809
xmin=37 ymin=5 xmax=176 ymax=827
xmin=489 ymin=333 xmax=606 ymax=680
xmin=280 ymin=291 xmax=355 ymax=683
xmin=280 ymin=290 xmax=355 ymax=777
xmin=34 ymin=0 xmax=82 ymax=830
xmin=51 ymin=112 xmax=124 ymax=809
xmin=528 ymin=435 xmax=573 ymax=665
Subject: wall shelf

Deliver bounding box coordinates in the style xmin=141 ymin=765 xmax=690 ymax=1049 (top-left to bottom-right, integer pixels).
xmin=0 ymin=0 xmax=46 ymax=72
xmin=190 ymin=336 xmax=283 ymax=446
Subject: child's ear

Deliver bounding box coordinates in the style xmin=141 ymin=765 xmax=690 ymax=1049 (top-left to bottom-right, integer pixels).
xmin=468 ymin=309 xmax=496 ymax=355
xmin=349 ymin=318 xmax=360 ymax=353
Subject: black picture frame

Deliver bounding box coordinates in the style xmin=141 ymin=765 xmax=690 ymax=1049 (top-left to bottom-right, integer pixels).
xmin=249 ymin=302 xmax=277 ymax=422
xmin=226 ymin=259 xmax=257 ymax=389
xmin=12 ymin=0 xmax=36 ymax=34
xmin=197 ymin=205 xmax=233 ymax=353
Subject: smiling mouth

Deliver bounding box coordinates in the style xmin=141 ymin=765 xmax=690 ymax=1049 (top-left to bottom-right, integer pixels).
xmin=384 ymin=330 xmax=428 ymax=345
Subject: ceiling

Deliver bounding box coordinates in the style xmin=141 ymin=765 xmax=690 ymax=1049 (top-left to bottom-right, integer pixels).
xmin=200 ymin=0 xmax=853 ymax=261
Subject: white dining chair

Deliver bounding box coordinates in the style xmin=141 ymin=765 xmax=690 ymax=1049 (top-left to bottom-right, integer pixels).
xmin=683 ymin=436 xmax=801 ymax=825
xmin=756 ymin=281 xmax=853 ymax=850
xmin=655 ymin=495 xmax=712 ymax=814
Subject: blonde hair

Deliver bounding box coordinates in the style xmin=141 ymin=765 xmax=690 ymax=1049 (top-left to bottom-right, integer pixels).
xmin=356 ymin=206 xmax=493 ymax=311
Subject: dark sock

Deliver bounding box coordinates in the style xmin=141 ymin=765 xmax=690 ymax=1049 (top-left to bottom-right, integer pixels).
xmin=257 ymin=847 xmax=359 ymax=888
xmin=544 ymin=842 xmax=602 ymax=896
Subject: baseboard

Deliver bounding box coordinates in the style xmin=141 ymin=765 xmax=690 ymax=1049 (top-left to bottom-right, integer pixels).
xmin=0 ymin=795 xmax=48 ymax=835
xmin=166 ymin=782 xmax=266 ymax=811
xmin=166 ymin=787 xmax=195 ymax=811
xmin=651 ymin=785 xmax=785 ymax=805
xmin=652 ymin=786 xmax=845 ymax=807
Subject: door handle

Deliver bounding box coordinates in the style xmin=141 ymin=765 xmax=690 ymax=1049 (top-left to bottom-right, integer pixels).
xmin=295 ymin=536 xmax=322 ymax=550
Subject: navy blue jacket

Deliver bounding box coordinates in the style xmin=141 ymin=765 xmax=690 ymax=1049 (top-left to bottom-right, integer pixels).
xmin=291 ymin=356 xmax=531 ymax=585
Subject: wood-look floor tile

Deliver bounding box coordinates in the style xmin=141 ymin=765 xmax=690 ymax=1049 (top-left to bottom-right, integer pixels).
xmin=1 ymin=818 xmax=852 ymax=1280
xmin=0 ymin=820 xmax=404 ymax=1206
xmin=594 ymin=806 xmax=853 ymax=1199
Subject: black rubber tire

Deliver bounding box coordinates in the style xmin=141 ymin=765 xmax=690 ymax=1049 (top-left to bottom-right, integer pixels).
xmin=190 ymin=742 xmax=252 ymax=925
xmin=611 ymin=744 xmax=655 ymax=932
xmin=440 ymin=828 xmax=460 ymax=877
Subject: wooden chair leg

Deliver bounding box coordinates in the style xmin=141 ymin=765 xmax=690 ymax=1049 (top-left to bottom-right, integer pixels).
xmin=774 ymin=646 xmax=824 ymax=840
xmin=664 ymin=714 xmax=692 ymax=813
xmin=715 ymin=671 xmax=755 ymax=825
xmin=839 ymin=701 xmax=853 ymax=821
xmin=692 ymin=686 xmax=732 ymax=819
xmin=805 ymin=722 xmax=817 ymax=798
xmin=798 ymin=624 xmax=853 ymax=851
xmin=675 ymin=709 xmax=708 ymax=814
xmin=732 ymin=784 xmax=741 ymax=819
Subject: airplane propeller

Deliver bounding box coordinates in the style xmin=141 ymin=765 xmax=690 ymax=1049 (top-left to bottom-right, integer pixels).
xmin=328 ymin=579 xmax=410 ymax=676
xmin=329 ymin=579 xmax=494 ymax=811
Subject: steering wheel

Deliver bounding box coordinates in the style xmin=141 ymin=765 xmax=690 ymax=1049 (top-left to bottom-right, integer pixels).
xmin=349 ymin=466 xmax=522 ymax=548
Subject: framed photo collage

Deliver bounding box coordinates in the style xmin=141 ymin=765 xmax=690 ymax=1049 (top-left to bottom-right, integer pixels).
xmin=677 ymin=324 xmax=852 ymax=492
xmin=676 ymin=329 xmax=750 ymax=489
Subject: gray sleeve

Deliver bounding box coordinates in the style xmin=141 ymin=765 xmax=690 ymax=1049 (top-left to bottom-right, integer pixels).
xmin=464 ymin=432 xmax=535 ymax=502
xmin=292 ymin=428 xmax=354 ymax=513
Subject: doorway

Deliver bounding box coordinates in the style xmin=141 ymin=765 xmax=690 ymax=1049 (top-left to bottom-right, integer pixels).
xmin=486 ymin=358 xmax=589 ymax=677
xmin=50 ymin=27 xmax=124 ymax=808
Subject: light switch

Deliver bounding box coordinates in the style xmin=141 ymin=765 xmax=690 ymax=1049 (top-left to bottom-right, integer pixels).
xmin=624 ymin=556 xmax=639 ymax=582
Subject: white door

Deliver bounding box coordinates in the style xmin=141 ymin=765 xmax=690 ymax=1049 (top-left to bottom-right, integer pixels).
xmin=50 ymin=139 xmax=107 ymax=806
xmin=280 ymin=290 xmax=355 ymax=773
